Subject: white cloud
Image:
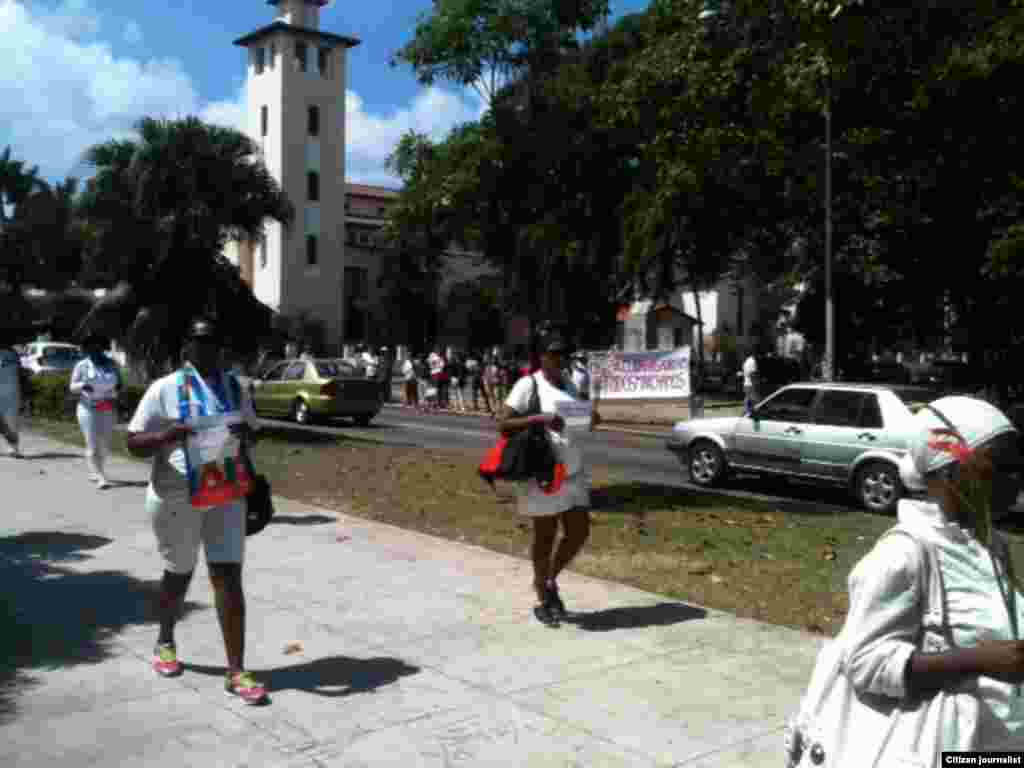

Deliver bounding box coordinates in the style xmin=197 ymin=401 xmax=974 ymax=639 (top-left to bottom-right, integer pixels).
xmin=345 ymin=86 xmax=485 ymax=186
xmin=122 ymin=19 xmax=142 ymax=45
xmin=0 ymin=0 xmax=485 ymax=189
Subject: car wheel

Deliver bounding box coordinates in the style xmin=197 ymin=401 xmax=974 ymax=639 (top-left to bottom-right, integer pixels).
xmin=855 ymin=461 xmax=902 ymax=515
xmin=291 ymin=399 xmax=312 ymax=425
xmin=688 ymin=440 xmax=727 ymax=487
xmin=353 ymin=414 xmax=373 ymax=427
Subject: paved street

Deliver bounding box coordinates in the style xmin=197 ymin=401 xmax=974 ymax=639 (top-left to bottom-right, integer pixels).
xmin=0 ymin=431 xmax=825 ymax=767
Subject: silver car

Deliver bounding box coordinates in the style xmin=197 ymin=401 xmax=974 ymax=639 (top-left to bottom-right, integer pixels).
xmin=666 ymin=383 xmax=940 ymax=514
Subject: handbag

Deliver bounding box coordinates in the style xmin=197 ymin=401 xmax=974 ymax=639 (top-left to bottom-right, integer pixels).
xmin=225 ymin=375 xmax=275 ymax=536
xmin=784 ymin=525 xmax=978 ymax=768
xmin=478 ymin=374 xmax=557 ymax=487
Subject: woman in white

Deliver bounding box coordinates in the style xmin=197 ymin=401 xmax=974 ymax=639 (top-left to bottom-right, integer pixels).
xmin=498 ymin=333 xmax=601 ymax=626
xmin=839 ymin=396 xmax=1024 ymax=758
xmin=69 ymin=333 xmax=121 ymax=489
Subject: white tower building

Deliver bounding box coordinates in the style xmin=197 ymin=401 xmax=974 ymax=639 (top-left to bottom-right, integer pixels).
xmin=229 ymin=0 xmax=360 ymax=352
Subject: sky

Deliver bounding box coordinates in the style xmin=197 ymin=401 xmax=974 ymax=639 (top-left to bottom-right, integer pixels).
xmin=0 ymin=0 xmax=651 ymax=191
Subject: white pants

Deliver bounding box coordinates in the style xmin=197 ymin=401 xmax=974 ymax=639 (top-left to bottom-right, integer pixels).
xmin=76 ymin=403 xmax=115 ymax=479
xmin=0 ymin=396 xmax=18 ymax=448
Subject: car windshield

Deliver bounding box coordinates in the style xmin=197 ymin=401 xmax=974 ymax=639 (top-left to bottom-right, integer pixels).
xmin=42 ymin=348 xmax=81 ymax=364
xmin=316 ymin=360 xmax=356 ymax=378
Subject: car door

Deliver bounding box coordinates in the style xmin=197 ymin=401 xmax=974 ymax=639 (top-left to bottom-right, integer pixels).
xmin=281 ymin=361 xmax=309 ymax=409
xmin=801 ymin=390 xmax=881 ymax=480
xmin=731 ymin=387 xmax=818 ymax=474
xmin=256 ymin=362 xmax=289 ymax=416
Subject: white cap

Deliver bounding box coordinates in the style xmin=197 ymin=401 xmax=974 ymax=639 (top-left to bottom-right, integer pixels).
xmin=898 ymin=396 xmax=1017 ymax=492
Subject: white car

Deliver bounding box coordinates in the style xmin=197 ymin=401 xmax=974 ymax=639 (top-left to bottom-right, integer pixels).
xmin=21 ymin=342 xmax=83 ymax=375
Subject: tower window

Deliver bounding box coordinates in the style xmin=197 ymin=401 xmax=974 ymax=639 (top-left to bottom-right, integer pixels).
xmin=306 ymin=235 xmax=318 ymax=266
xmin=308 ymin=106 xmax=319 ymax=137
xmin=269 ymin=43 xmax=276 ymax=69
xmin=295 ymin=41 xmax=307 ymax=72
xmin=259 ymin=235 xmax=267 ymax=269
xmin=318 ymin=48 xmax=329 ymax=77
xmin=260 ymin=105 xmax=268 ymax=137
xmin=254 ymin=47 xmax=265 ymax=75
xmin=307 ymin=172 xmax=319 ymax=202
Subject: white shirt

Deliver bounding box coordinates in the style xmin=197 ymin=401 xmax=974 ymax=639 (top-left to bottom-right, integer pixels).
xmin=127 ymin=368 xmax=259 ymax=502
xmin=428 ymin=353 xmax=444 ymax=377
xmin=841 ymin=499 xmax=1024 ymax=749
xmin=742 ymin=355 xmax=758 ymax=388
xmin=0 ymin=349 xmax=20 ymax=403
xmin=361 ymin=352 xmax=378 ymax=377
xmin=70 ymin=356 xmax=120 ymax=406
xmin=401 ymin=359 xmax=416 ymax=382
xmin=571 ymin=362 xmax=590 ymax=397
xmin=505 ymin=372 xmax=591 ymax=516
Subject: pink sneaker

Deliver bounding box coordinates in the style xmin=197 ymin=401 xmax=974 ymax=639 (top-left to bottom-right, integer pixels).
xmin=152 ymin=644 xmax=183 ymax=677
xmin=225 ymin=671 xmax=268 ymax=705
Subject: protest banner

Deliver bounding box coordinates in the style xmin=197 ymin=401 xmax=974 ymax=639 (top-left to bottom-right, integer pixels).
xmin=589 ymin=347 xmax=691 ymax=400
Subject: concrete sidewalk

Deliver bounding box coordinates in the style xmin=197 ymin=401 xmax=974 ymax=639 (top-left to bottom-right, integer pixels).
xmin=0 ymin=432 xmax=823 ymax=767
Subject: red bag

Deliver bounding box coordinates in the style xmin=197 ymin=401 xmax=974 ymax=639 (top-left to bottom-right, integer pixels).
xmin=478 ymin=436 xmax=509 ymax=488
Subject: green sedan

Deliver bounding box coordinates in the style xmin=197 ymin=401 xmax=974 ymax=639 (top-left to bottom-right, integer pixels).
xmin=250 ymin=358 xmax=383 ymax=426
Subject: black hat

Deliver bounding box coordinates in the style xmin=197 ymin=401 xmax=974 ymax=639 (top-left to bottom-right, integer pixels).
xmin=185 ymin=318 xmax=222 ymax=341
xmin=539 ymin=334 xmax=567 ymax=354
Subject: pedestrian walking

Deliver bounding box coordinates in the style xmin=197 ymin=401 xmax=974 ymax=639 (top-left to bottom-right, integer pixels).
xmin=401 ymin=355 xmax=418 ymax=408
xmin=428 ymin=347 xmax=447 ymax=410
xmin=498 ymin=332 xmax=602 ymax=627
xmin=796 ymin=396 xmax=1024 ymax=761
xmin=449 ymin=352 xmax=467 ymax=413
xmin=467 ymin=351 xmax=493 ymax=415
xmin=125 ymin=318 xmax=267 ymax=705
xmin=0 ymin=331 xmax=23 ymax=458
xmin=742 ymin=348 xmax=759 ymax=416
xmin=69 ymin=333 xmax=121 ymax=489
xmin=570 ymin=353 xmax=590 ymax=401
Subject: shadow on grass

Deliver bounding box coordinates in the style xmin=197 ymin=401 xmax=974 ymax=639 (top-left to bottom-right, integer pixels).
xmin=0 ymin=531 xmax=204 ymax=724
xmin=593 ymin=479 xmax=858 ymax=520
xmin=269 ymin=514 xmax=335 ymax=526
xmin=567 ymin=602 xmax=707 ymax=632
xmin=255 ymin=426 xmax=346 ymax=445
xmin=185 ymin=655 xmax=420 ymax=698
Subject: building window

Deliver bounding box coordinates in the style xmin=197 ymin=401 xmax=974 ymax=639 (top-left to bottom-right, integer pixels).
xmin=308 ymin=105 xmax=319 ymax=136
xmin=344 ymin=200 xmax=351 ymax=213
xmin=307 ymin=172 xmax=319 ymax=201
xmin=306 ymin=234 xmax=318 ymax=266
xmin=269 ymin=42 xmax=276 ymax=69
xmin=254 ymin=47 xmax=265 ymax=75
xmin=260 ymin=106 xmax=268 ymax=137
xmin=295 ymin=41 xmax=307 ymax=72
xmin=318 ymin=47 xmax=329 ymax=77
xmin=344 ymin=266 xmax=369 ymax=341
xmin=259 ymin=235 xmax=267 ymax=269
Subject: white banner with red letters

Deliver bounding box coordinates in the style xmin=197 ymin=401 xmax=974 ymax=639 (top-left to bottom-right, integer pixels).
xmin=589 ymin=347 xmax=691 ymax=400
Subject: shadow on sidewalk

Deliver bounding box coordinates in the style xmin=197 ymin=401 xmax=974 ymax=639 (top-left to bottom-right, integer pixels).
xmin=0 ymin=531 xmax=204 ymax=724
xmin=186 ymin=655 xmax=420 ymax=697
xmin=269 ymin=514 xmax=335 ymax=526
xmin=20 ymin=451 xmax=82 ymax=460
xmin=567 ymin=602 xmax=707 ymax=632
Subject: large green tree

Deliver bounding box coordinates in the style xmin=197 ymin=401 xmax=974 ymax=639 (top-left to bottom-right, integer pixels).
xmin=76 ymin=117 xmax=294 ymax=365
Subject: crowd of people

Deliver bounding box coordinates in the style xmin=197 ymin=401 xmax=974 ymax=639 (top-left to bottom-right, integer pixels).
xmin=399 ymin=347 xmax=591 ymax=416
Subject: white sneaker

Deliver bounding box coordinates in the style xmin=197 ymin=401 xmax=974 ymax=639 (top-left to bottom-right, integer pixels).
xmin=97 ymin=479 xmax=111 ymax=490
xmin=8 ymin=447 xmax=22 ymax=459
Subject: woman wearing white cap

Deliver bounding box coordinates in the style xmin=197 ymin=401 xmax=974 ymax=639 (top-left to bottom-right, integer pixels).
xmin=69 ymin=333 xmax=121 ymax=488
xmin=837 ymin=396 xmax=1024 ymax=756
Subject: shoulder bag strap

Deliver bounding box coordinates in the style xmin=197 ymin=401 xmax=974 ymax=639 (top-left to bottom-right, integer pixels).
xmin=883 ymin=528 xmax=952 ymax=650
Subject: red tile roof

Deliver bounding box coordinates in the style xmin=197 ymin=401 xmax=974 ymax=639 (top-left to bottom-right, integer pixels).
xmin=345 ymin=183 xmax=401 ymax=199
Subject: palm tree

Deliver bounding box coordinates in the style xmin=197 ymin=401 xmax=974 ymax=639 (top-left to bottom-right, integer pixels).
xmin=76 ymin=116 xmax=294 ymax=368
xmin=0 ymin=146 xmax=45 ymax=232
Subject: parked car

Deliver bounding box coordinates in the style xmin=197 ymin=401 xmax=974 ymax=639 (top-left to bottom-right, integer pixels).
xmin=21 ymin=342 xmax=83 ymax=375
xmin=250 ymin=358 xmax=382 ymax=426
xmin=666 ymin=382 xmax=941 ymax=514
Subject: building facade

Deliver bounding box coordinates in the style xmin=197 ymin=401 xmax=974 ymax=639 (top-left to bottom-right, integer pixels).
xmin=226 ymin=0 xmax=360 ymax=352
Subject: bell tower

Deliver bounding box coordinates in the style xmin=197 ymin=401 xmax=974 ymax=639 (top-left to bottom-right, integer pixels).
xmin=230 ymin=1 xmax=360 ymax=353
